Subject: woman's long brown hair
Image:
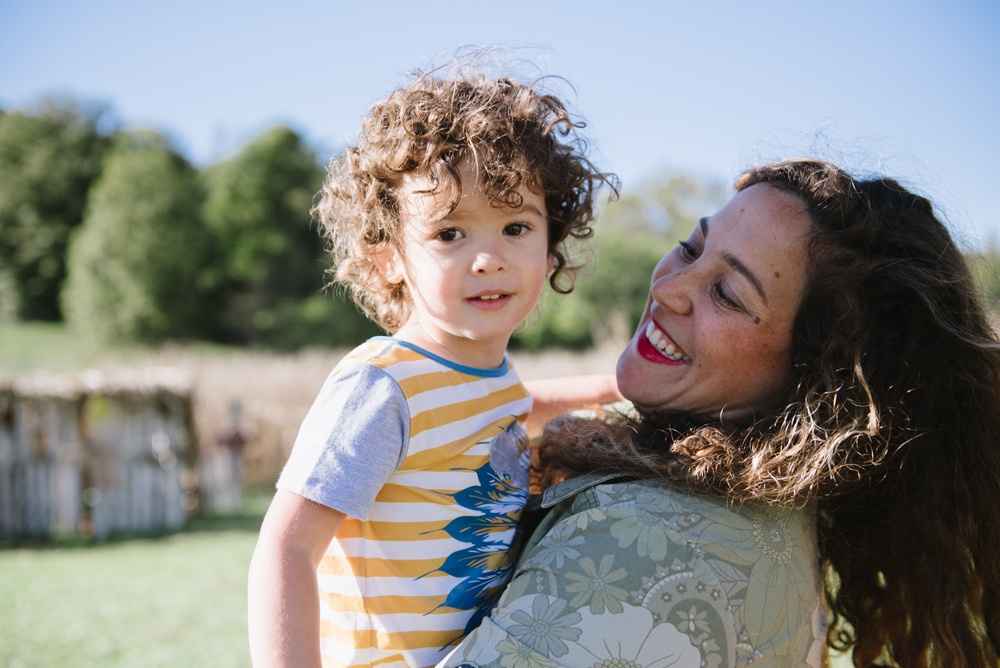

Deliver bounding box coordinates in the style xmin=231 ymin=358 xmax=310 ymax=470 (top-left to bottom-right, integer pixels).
xmin=535 ymin=159 xmax=1000 ymax=667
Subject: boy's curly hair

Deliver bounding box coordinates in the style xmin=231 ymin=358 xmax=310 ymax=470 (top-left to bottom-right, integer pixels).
xmin=313 ymin=64 xmax=618 ymax=332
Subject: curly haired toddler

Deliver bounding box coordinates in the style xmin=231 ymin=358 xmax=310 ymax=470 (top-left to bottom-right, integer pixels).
xmin=248 ymin=58 xmax=616 ymax=668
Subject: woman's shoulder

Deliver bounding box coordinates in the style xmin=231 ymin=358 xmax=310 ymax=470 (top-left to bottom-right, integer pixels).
xmin=597 ymin=478 xmax=812 ymax=523
xmin=595 ymin=480 xmax=816 ymax=561
xmin=553 ymin=476 xmax=813 ymax=529
xmin=538 ymin=476 xmax=820 ymax=584
xmin=503 ymin=477 xmax=826 ymax=667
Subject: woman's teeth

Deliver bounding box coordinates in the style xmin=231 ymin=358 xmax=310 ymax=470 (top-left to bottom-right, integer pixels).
xmin=645 ymin=322 xmax=690 ymax=361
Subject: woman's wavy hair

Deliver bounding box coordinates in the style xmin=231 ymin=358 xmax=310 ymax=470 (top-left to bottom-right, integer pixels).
xmin=313 ymin=62 xmax=618 ymax=332
xmin=536 ymin=158 xmax=1000 ymax=666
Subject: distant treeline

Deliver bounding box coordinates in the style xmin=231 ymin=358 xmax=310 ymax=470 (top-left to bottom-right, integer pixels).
xmin=0 ymin=97 xmax=379 ymax=349
xmin=5 ymin=98 xmax=995 ymax=351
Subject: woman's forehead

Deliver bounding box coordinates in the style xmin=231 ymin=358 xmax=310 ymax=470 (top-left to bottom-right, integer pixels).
xmin=707 ymin=184 xmax=811 ymax=246
xmin=706 ymin=184 xmax=813 ymax=307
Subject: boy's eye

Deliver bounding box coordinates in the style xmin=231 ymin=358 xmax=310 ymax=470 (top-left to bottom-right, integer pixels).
xmin=436 ymin=228 xmax=461 ymax=242
xmin=504 ymin=222 xmax=529 ymax=236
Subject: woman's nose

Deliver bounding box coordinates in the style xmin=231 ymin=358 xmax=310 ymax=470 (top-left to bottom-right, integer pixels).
xmin=650 ymin=260 xmax=694 ymax=315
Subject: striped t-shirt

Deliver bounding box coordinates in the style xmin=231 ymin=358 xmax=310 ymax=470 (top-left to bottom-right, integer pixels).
xmin=277 ymin=337 xmax=532 ymax=667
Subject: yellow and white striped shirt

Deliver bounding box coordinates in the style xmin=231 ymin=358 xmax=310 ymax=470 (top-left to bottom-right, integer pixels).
xmin=278 ymin=337 xmax=532 ymax=667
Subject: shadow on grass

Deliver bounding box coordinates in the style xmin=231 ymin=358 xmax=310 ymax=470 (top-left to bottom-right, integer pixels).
xmin=0 ymin=485 xmax=275 ymax=549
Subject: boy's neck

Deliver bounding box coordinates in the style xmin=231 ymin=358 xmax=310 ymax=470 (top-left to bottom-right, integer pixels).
xmin=391 ymin=324 xmax=509 ymax=370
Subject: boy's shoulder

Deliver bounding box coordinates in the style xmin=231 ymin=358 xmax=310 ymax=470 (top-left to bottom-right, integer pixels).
xmin=339 ymin=336 xmax=463 ymax=373
xmin=340 ymin=336 xmax=417 ymax=369
xmin=336 ymin=337 xmax=471 ymax=383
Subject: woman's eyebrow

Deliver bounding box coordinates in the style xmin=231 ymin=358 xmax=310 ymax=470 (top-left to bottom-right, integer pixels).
xmin=701 ymin=217 xmax=768 ymax=305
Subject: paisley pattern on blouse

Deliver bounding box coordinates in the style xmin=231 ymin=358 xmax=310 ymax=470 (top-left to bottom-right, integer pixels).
xmin=439 ymin=478 xmax=826 ymax=668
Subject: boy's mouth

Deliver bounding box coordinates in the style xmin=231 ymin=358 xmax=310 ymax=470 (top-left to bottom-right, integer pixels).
xmin=467 ymin=292 xmax=511 ymax=309
xmin=642 ymin=321 xmax=690 ymax=362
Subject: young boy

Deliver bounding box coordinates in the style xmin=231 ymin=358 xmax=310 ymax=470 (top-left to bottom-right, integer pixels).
xmin=248 ymin=63 xmax=616 ymax=668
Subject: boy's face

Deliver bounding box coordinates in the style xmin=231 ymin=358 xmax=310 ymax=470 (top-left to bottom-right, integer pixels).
xmin=381 ymin=159 xmax=552 ymax=368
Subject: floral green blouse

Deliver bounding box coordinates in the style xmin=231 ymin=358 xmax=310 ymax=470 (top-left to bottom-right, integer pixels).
xmin=439 ymin=473 xmax=826 ymax=668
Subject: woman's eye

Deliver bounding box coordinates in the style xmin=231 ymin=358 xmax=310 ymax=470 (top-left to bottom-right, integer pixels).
xmin=678 ymin=240 xmax=699 ymax=261
xmin=713 ymin=282 xmax=742 ymax=310
xmin=504 ymin=222 xmax=528 ymax=236
xmin=436 ymin=228 xmax=461 ymax=242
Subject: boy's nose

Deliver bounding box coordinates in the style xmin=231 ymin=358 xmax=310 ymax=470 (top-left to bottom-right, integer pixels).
xmin=472 ymin=248 xmax=505 ymax=274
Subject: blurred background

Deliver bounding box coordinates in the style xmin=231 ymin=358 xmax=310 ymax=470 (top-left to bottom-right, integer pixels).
xmin=1 ymin=1 xmax=997 ymax=665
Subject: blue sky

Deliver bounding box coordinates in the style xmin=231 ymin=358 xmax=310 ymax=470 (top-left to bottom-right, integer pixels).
xmin=2 ymin=0 xmax=998 ymax=244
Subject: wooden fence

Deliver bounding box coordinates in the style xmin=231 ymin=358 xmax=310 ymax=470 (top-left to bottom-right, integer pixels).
xmin=0 ymin=371 xmax=204 ymax=539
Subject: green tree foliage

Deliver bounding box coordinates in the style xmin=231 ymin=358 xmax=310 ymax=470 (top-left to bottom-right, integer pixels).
xmin=62 ymin=130 xmax=211 ymax=342
xmin=967 ymin=245 xmax=1000 ymax=312
xmin=0 ymin=99 xmax=111 ymax=321
xmin=9 ymin=95 xmax=735 ymax=352
xmin=516 ymin=173 xmax=729 ymax=349
xmin=201 ymin=126 xmax=379 ymax=347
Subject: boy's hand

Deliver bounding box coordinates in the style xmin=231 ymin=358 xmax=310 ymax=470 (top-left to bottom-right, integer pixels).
xmin=523 ymin=374 xmax=624 ymax=437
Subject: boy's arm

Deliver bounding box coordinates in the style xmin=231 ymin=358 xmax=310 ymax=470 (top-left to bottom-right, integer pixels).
xmin=248 ymin=490 xmax=345 ymax=668
xmin=523 ymin=373 xmax=624 ymax=437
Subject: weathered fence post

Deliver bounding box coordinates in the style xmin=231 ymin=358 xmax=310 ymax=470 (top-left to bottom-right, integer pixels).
xmin=0 ymin=370 xmax=197 ymax=540
xmin=0 ymin=377 xmax=84 ymax=538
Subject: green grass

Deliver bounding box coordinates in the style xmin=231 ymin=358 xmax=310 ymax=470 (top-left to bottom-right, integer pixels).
xmin=0 ymin=321 xmax=238 ymax=375
xmin=0 ymin=488 xmax=273 ymax=668
xmin=0 ymin=321 xmax=149 ymax=374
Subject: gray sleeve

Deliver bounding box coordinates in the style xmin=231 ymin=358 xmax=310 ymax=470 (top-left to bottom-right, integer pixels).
xmin=276 ymin=360 xmax=409 ymax=520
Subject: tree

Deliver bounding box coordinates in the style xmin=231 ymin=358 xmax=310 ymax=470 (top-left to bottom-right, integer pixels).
xmin=0 ymin=99 xmax=112 ymax=321
xmin=967 ymin=246 xmax=1000 ymax=324
xmin=62 ymin=129 xmax=211 ymax=342
xmin=201 ymin=125 xmax=374 ymax=347
xmin=515 ymin=173 xmax=729 ymax=349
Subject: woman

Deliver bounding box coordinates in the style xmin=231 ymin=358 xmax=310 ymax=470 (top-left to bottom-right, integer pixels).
xmin=441 ymin=159 xmax=1000 ymax=667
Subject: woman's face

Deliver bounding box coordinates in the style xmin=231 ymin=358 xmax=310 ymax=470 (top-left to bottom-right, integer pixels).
xmin=616 ymin=183 xmax=813 ymax=420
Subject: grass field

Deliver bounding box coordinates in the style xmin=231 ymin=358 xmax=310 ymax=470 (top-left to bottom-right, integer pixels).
xmin=0 ymin=487 xmax=272 ymax=668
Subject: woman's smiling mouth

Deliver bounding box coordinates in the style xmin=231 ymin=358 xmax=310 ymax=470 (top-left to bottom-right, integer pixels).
xmin=638 ymin=321 xmax=690 ymax=363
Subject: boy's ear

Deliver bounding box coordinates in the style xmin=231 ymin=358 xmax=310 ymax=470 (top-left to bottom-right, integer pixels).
xmin=372 ymin=245 xmax=405 ymax=284
xmin=547 ymin=254 xmax=558 ymax=275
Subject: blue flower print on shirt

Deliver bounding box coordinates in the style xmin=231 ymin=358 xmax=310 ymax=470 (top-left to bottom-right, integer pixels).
xmin=423 ymin=419 xmax=530 ymax=645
